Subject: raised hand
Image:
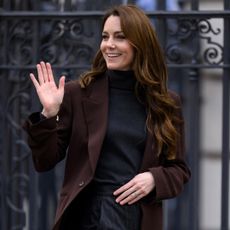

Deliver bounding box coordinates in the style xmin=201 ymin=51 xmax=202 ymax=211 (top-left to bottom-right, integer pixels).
xmin=30 ymin=61 xmax=65 ymax=118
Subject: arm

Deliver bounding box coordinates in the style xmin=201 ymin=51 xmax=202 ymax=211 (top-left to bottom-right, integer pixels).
xmin=113 ymin=93 xmax=191 ymax=204
xmin=23 ymin=87 xmax=72 ymax=172
xmin=149 ymin=93 xmax=191 ymax=200
xmin=23 ymin=61 xmax=71 ymax=172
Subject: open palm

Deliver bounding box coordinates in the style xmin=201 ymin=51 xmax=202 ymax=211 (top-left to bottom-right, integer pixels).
xmin=30 ymin=61 xmax=65 ymax=118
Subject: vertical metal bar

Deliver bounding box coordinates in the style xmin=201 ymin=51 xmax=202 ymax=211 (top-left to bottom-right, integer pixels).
xmin=156 ymin=1 xmax=169 ymax=230
xmin=1 ymin=18 xmax=7 ymax=65
xmin=29 ymin=18 xmax=40 ymax=230
xmin=187 ymin=2 xmax=199 ymax=230
xmin=155 ymin=0 xmax=167 ymax=49
xmin=32 ymin=0 xmax=40 ymax=10
xmin=122 ymin=0 xmax=129 ymax=5
xmin=221 ymin=1 xmax=230 ymax=230
xmin=64 ymin=0 xmax=72 ymax=11
xmin=3 ymin=0 xmax=11 ymax=10
xmin=2 ymin=79 xmax=12 ymax=230
xmin=191 ymin=0 xmax=199 ymax=10
xmin=187 ymin=68 xmax=200 ymax=230
xmin=29 ymin=158 xmax=39 ymax=230
xmin=221 ymin=66 xmax=230 ymax=229
xmin=0 ymin=81 xmax=7 ymax=230
xmin=157 ymin=0 xmax=166 ymax=10
xmin=1 ymin=13 xmax=9 ymax=230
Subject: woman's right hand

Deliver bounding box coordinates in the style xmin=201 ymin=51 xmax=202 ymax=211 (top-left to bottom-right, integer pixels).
xmin=30 ymin=61 xmax=65 ymax=118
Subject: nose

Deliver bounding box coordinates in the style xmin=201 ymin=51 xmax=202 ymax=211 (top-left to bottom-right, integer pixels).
xmin=107 ymin=37 xmax=116 ymax=49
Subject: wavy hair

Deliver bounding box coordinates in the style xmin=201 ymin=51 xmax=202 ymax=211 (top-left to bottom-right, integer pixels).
xmin=79 ymin=4 xmax=180 ymax=160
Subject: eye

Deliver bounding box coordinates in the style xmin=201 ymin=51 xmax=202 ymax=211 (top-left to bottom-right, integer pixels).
xmin=102 ymin=34 xmax=109 ymax=40
xmin=115 ymin=34 xmax=126 ymax=40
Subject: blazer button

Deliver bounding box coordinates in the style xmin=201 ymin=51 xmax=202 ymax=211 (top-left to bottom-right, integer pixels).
xmin=79 ymin=181 xmax=85 ymax=187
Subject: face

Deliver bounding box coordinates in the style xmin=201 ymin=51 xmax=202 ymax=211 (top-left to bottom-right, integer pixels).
xmin=100 ymin=15 xmax=135 ymax=71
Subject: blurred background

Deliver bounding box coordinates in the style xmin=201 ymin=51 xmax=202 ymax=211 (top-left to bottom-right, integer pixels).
xmin=0 ymin=0 xmax=229 ymax=229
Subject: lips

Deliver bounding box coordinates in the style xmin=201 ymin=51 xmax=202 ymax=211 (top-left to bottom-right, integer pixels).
xmin=106 ymin=53 xmax=121 ymax=58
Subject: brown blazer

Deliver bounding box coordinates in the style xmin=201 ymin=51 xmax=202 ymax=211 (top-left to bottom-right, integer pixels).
xmin=24 ymin=73 xmax=191 ymax=230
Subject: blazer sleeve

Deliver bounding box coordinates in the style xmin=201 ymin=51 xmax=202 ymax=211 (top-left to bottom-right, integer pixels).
xmin=148 ymin=92 xmax=191 ymax=201
xmin=23 ymin=83 xmax=73 ymax=172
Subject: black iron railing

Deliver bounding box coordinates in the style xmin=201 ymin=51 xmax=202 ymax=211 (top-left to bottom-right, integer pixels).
xmin=0 ymin=2 xmax=229 ymax=230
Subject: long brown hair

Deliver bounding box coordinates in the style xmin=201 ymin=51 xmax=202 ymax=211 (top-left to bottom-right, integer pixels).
xmin=80 ymin=4 xmax=180 ymax=160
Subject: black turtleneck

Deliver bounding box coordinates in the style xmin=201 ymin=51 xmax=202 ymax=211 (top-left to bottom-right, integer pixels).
xmin=93 ymin=70 xmax=147 ymax=192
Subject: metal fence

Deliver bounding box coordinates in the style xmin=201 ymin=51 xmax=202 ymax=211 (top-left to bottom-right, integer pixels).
xmin=0 ymin=0 xmax=229 ymax=229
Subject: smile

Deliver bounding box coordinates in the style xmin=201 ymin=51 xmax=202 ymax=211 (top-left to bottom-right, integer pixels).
xmin=106 ymin=53 xmax=121 ymax=58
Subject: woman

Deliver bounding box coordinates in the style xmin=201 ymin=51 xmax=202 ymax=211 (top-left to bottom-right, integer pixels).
xmin=24 ymin=4 xmax=191 ymax=230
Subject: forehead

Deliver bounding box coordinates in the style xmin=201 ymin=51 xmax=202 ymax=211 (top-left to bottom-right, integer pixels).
xmin=103 ymin=15 xmax=122 ymax=32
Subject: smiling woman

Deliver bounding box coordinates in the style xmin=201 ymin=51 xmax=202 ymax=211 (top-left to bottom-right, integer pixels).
xmin=100 ymin=15 xmax=135 ymax=70
xmin=23 ymin=4 xmax=191 ymax=230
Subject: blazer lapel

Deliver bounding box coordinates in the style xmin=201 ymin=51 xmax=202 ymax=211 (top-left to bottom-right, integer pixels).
xmin=82 ymin=74 xmax=109 ymax=173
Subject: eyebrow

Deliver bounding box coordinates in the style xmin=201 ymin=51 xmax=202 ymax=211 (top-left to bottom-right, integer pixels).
xmin=102 ymin=31 xmax=124 ymax=34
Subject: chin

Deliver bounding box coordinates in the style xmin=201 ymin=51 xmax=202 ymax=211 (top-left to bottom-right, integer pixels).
xmin=106 ymin=65 xmax=120 ymax=70
xmin=106 ymin=64 xmax=127 ymax=70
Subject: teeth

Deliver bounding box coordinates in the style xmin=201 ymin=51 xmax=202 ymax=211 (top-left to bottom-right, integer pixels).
xmin=107 ymin=53 xmax=120 ymax=57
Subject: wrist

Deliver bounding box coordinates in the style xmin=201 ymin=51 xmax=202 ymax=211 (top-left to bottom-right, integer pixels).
xmin=40 ymin=113 xmax=47 ymax=120
xmin=41 ymin=108 xmax=58 ymax=118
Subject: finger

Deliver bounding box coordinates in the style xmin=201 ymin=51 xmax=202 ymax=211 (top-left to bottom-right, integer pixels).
xmin=40 ymin=61 xmax=48 ymax=82
xmin=115 ymin=187 xmax=136 ymax=203
xmin=58 ymin=76 xmax=65 ymax=90
xmin=37 ymin=64 xmax=44 ymax=85
xmin=119 ymin=191 xmax=140 ymax=205
xmin=30 ymin=73 xmax=40 ymax=89
xmin=128 ymin=192 xmax=142 ymax=205
xmin=113 ymin=180 xmax=134 ymax=196
xmin=46 ymin=62 xmax=54 ymax=82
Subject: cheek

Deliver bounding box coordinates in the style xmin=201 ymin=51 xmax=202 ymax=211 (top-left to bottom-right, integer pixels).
xmin=100 ymin=42 xmax=105 ymax=52
xmin=128 ymin=48 xmax=135 ymax=62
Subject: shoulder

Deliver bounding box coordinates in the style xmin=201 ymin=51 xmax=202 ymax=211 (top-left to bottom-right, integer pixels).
xmin=64 ymin=79 xmax=87 ymax=97
xmin=65 ymin=79 xmax=81 ymax=92
xmin=61 ymin=79 xmax=84 ymax=105
xmin=63 ymin=74 xmax=107 ymax=98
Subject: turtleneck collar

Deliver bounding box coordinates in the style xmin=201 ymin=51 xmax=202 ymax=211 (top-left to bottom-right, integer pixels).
xmin=107 ymin=69 xmax=136 ymax=90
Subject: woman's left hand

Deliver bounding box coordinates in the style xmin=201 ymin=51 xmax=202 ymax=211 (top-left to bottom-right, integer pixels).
xmin=113 ymin=172 xmax=155 ymax=205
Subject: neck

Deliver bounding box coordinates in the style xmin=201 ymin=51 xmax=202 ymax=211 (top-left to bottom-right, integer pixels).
xmin=107 ymin=69 xmax=136 ymax=90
